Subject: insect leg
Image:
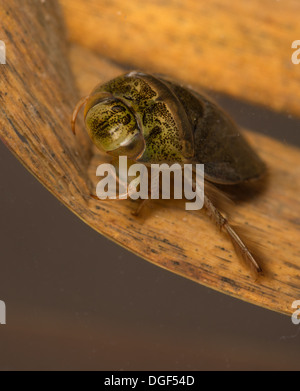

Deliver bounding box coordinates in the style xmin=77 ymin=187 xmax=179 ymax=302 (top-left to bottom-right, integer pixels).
xmin=204 ymin=194 xmax=263 ymax=276
xmin=71 ymin=95 xmax=90 ymax=135
xmin=131 ymin=198 xmax=151 ymax=216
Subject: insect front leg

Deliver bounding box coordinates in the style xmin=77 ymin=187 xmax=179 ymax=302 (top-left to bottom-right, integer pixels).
xmin=131 ymin=198 xmax=151 ymax=216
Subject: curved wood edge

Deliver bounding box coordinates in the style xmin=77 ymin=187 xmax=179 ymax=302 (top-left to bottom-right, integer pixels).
xmin=0 ymin=1 xmax=299 ymax=317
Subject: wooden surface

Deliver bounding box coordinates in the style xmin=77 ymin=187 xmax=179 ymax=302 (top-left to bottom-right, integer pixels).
xmin=0 ymin=0 xmax=300 ymax=316
xmin=60 ymin=0 xmax=300 ymax=116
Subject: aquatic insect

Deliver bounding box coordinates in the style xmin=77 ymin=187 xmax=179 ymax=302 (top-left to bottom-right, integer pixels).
xmin=72 ymin=71 xmax=266 ymax=276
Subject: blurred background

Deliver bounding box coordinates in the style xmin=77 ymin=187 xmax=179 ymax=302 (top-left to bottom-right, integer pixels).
xmin=0 ymin=0 xmax=300 ymax=370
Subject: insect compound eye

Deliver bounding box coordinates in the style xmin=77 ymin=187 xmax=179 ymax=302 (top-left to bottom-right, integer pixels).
xmin=84 ymin=98 xmax=144 ymax=158
xmin=111 ymin=104 xmax=126 ymax=113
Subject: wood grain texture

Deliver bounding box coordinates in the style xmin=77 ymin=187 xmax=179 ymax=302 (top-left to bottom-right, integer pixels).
xmin=60 ymin=0 xmax=300 ymax=116
xmin=0 ymin=0 xmax=300 ymax=316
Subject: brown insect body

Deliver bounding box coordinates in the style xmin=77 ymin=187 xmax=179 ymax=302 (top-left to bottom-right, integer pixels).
xmin=72 ymin=71 xmax=266 ymax=276
xmin=160 ymin=79 xmax=265 ymax=184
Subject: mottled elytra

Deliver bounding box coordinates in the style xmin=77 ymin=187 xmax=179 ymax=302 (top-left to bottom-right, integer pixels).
xmin=72 ymin=71 xmax=266 ymax=277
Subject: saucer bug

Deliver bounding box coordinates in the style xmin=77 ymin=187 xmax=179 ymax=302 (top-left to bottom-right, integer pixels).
xmin=72 ymin=71 xmax=266 ymax=276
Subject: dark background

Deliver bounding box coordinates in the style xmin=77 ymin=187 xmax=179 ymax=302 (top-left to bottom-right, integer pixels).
xmin=0 ymin=92 xmax=300 ymax=370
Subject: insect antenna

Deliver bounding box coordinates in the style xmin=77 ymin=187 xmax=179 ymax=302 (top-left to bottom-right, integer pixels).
xmin=71 ymin=95 xmax=89 ymax=135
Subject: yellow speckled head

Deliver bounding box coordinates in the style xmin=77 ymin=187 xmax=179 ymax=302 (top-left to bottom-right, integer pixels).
xmin=84 ymin=92 xmax=145 ymax=159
